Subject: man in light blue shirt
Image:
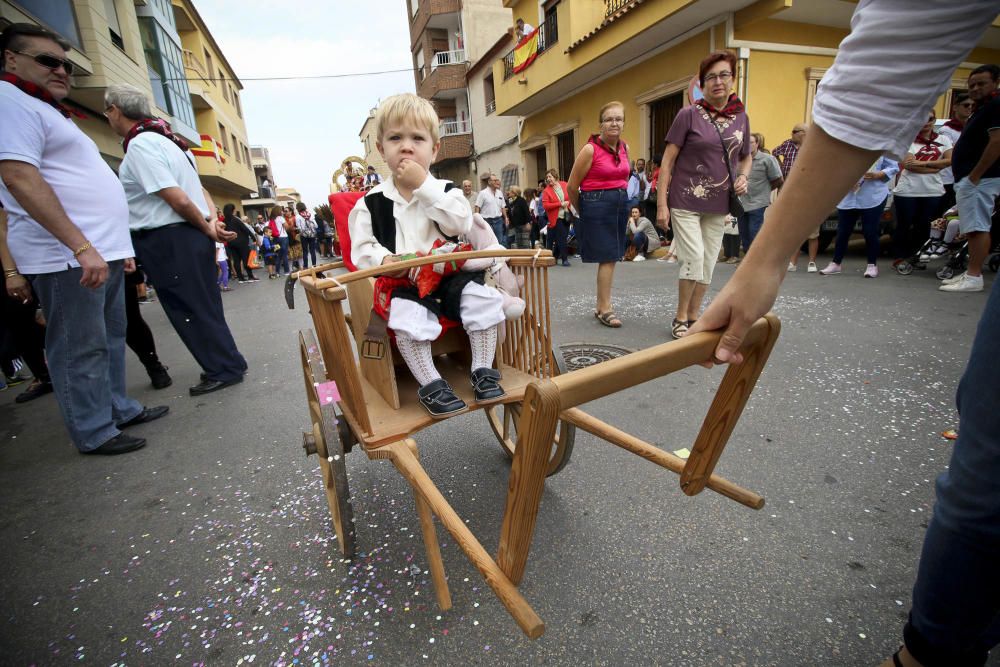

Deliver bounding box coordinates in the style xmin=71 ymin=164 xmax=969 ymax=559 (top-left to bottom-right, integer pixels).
xmin=819 ymin=155 xmax=899 ymax=278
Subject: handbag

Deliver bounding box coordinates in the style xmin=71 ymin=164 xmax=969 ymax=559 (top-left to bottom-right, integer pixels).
xmin=710 ymin=119 xmax=745 ymax=219
xmin=247 ymin=249 xmax=260 ymax=269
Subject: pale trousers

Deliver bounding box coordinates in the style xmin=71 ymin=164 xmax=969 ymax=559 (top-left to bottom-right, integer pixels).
xmin=387 ymin=281 xmax=505 ymax=341
xmin=670 ymin=208 xmax=728 ymax=284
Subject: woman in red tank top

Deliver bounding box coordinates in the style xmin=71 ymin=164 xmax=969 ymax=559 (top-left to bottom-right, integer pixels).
xmin=567 ymin=101 xmax=631 ymax=328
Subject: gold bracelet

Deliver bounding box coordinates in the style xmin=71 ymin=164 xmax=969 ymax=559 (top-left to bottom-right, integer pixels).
xmin=4 ymin=268 xmax=19 ymax=278
xmin=72 ymin=241 xmax=92 ymax=257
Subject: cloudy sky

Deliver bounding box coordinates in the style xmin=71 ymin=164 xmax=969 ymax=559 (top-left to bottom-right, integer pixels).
xmin=194 ymin=0 xmax=415 ymax=208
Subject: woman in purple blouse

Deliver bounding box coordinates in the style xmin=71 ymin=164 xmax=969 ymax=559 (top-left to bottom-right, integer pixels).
xmin=656 ymin=51 xmax=751 ymax=339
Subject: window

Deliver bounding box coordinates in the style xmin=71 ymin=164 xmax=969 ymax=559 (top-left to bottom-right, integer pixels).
xmin=232 ymin=134 xmax=240 ymax=162
xmin=219 ymin=69 xmax=227 ymax=99
xmin=501 ymin=165 xmax=518 ymax=190
xmin=233 ymin=89 xmax=242 ymax=117
xmin=13 ymin=0 xmax=82 ymax=49
xmin=103 ymin=0 xmax=124 ymax=50
xmin=138 ymin=18 xmax=196 ymax=130
xmin=203 ymin=48 xmax=214 ymax=84
xmin=484 ymin=73 xmax=496 ymax=114
xmin=218 ymin=123 xmax=229 ymax=153
xmin=415 ymin=50 xmax=425 ymax=82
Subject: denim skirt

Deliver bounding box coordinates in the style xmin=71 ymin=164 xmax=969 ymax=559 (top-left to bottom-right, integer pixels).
xmin=578 ymin=187 xmax=628 ymax=263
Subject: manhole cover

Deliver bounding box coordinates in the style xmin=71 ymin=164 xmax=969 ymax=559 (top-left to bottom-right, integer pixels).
xmin=560 ymin=343 xmax=634 ymax=371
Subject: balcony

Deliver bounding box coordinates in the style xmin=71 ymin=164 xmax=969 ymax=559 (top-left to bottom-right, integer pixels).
xmin=605 ymin=0 xmax=639 ymax=17
xmin=439 ymin=119 xmax=472 ymax=137
xmin=409 ymin=0 xmax=461 ymax=43
xmin=432 ymin=49 xmax=466 ymax=69
xmin=433 ymin=133 xmax=473 ymax=166
xmin=502 ymin=13 xmax=558 ymax=80
xmin=417 ymin=57 xmax=468 ymax=100
xmin=182 ymin=49 xmax=213 ymax=110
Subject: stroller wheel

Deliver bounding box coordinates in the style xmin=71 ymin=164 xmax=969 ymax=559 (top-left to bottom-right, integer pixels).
xmin=937 ymin=265 xmax=955 ymax=280
xmin=895 ymin=261 xmax=914 ymax=276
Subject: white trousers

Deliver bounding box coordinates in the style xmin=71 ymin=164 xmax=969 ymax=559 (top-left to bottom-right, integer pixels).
xmin=387 ymin=281 xmax=505 ymax=341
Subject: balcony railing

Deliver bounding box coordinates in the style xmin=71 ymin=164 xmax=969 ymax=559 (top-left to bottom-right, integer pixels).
xmin=440 ymin=119 xmax=472 ymax=137
xmin=502 ymin=12 xmax=558 ymax=80
xmin=182 ymin=48 xmax=209 ymax=82
xmin=485 ymin=99 xmax=496 ymax=115
xmin=605 ymin=0 xmax=637 ymax=16
xmin=432 ymin=49 xmax=466 ymax=69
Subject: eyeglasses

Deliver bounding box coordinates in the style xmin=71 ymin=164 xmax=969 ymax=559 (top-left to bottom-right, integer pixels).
xmin=704 ymin=71 xmax=733 ymax=83
xmin=10 ymin=49 xmax=74 ymax=75
xmin=602 ymin=117 xmax=624 ymax=125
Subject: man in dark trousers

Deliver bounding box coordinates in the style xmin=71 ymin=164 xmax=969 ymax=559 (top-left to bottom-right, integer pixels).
xmin=104 ymin=83 xmax=247 ymax=396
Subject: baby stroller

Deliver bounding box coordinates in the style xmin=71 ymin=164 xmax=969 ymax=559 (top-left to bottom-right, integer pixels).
xmin=894 ymin=207 xmax=969 ymax=280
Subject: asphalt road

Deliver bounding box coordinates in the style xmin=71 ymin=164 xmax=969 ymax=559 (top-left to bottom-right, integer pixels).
xmin=1 ymin=246 xmax=996 ymax=666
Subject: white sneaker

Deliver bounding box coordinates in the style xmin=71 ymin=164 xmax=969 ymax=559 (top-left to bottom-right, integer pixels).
xmin=863 ymin=264 xmax=879 ymax=278
xmin=787 ymin=263 xmax=797 ymax=272
xmin=940 ymin=271 xmax=966 ymax=285
xmin=807 ymin=262 xmax=818 ymax=273
xmin=939 ymin=273 xmax=984 ymax=292
xmin=666 ymin=255 xmax=677 ymax=263
xmin=632 ymin=255 xmax=646 ymax=262
xmin=818 ymin=262 xmax=842 ymax=275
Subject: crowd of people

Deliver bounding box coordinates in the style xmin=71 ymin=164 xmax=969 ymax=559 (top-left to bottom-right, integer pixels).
xmin=3 ymin=1 xmax=1000 ymax=664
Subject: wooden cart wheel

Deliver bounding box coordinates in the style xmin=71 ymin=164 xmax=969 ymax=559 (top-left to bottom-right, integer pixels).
xmin=486 ymin=349 xmax=574 ymax=476
xmin=300 ymin=330 xmax=357 ymax=559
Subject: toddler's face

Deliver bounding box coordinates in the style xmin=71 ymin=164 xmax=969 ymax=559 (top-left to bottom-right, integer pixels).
xmin=378 ymin=118 xmax=439 ymax=173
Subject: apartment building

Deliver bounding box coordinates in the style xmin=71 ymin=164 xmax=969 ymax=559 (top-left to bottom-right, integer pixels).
xmin=466 ymin=34 xmax=521 ymax=191
xmin=1 ymin=0 xmax=255 ymax=214
xmin=242 ymin=145 xmax=277 ymax=220
xmin=407 ymin=0 xmax=514 ymax=186
xmin=494 ymin=0 xmax=1000 ymax=186
xmin=172 ymin=0 xmax=255 ymax=214
xmin=358 ymin=107 xmax=389 ymax=181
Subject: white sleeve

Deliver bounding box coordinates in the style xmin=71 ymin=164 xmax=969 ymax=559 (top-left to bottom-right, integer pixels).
xmin=347 ymin=196 xmax=390 ymax=270
xmin=413 ymin=182 xmax=473 ymax=237
xmin=126 ymin=138 xmax=181 ymax=194
xmin=812 ymin=0 xmax=997 ymax=160
xmin=0 ymin=98 xmax=45 ymax=167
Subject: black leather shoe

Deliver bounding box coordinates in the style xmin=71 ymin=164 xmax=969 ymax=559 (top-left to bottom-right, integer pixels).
xmin=147 ymin=364 xmax=172 ymax=390
xmin=189 ymin=376 xmax=244 ymax=396
xmin=470 ymin=368 xmax=505 ymax=403
xmin=417 ymin=378 xmax=466 ymax=418
xmin=118 ymin=405 xmax=169 ymax=429
xmin=14 ymin=379 xmax=53 ymax=404
xmin=81 ymin=433 xmax=147 ymax=456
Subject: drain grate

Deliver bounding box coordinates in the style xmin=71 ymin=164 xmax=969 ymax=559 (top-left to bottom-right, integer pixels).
xmin=559 ymin=343 xmax=634 ymax=371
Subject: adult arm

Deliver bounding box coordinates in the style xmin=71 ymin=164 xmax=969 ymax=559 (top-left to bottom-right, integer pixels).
xmin=0 ymin=208 xmax=31 ymax=302
xmin=0 ymin=161 xmax=108 ymax=288
xmin=156 ymin=187 xmax=227 ymax=242
xmin=968 ymin=130 xmax=1000 ymax=184
xmin=903 ymin=148 xmax=953 ymax=172
xmin=734 ymin=153 xmax=752 ymax=196
xmin=566 ymin=143 xmax=594 ymax=212
xmin=766 ymin=155 xmax=784 ymax=189
xmin=655 ymin=143 xmax=681 ymax=227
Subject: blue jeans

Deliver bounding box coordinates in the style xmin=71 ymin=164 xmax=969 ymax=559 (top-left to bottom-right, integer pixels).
xmin=833 ymin=199 xmax=886 ymax=264
xmin=905 ymin=280 xmax=1000 ymax=665
xmin=300 ymin=236 xmax=318 ymax=268
xmin=631 ymin=231 xmax=649 ymax=254
xmin=484 ymin=216 xmax=507 ymax=248
xmin=742 ymin=207 xmax=767 ymax=248
xmin=276 ymin=236 xmax=290 ymax=273
xmin=29 ymin=261 xmax=142 ymax=451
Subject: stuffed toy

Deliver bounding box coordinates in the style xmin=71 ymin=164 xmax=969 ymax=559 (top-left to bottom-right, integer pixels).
xmin=461 ymin=213 xmax=525 ymax=320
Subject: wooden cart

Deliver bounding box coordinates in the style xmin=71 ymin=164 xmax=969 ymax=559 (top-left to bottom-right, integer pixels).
xmin=289 ymin=248 xmax=780 ymax=639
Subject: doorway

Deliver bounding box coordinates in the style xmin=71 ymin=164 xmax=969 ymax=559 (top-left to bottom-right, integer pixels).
xmin=556 ymin=130 xmax=575 ymax=179
xmin=649 ymin=92 xmax=683 ymax=159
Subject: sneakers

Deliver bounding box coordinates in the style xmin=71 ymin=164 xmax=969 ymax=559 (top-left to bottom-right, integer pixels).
xmin=632 ymin=255 xmax=646 ymax=262
xmin=417 ymin=378 xmax=466 ymax=418
xmin=807 ymin=262 xmax=818 ymax=273
xmin=818 ymin=262 xmax=842 ymax=275
xmin=939 ymin=273 xmax=984 ymax=292
xmin=787 ymin=262 xmax=797 ymax=272
xmin=920 ymin=243 xmax=948 ymax=261
xmin=864 ymin=264 xmax=879 ymax=278
xmin=940 ymin=271 xmax=966 ymax=286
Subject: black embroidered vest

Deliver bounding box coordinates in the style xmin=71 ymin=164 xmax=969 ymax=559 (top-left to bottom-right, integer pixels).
xmin=364 ymin=183 xmax=458 ymax=253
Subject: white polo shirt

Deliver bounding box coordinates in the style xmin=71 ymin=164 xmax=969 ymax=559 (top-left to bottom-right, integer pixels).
xmin=119 ymin=131 xmax=208 ymax=231
xmin=0 ymin=81 xmax=134 ymax=274
xmin=475 ymin=187 xmax=506 ymax=218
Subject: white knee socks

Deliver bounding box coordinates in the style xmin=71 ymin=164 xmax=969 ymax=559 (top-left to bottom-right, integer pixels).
xmin=395 ymin=334 xmax=441 ymax=386
xmin=468 ymin=326 xmax=497 ymax=372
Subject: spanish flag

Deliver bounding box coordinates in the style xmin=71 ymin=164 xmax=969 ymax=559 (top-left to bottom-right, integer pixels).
xmin=513 ymin=27 xmax=539 ymax=74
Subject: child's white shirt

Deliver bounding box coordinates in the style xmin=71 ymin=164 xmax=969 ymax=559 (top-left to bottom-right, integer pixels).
xmin=348 ymin=174 xmax=473 ymax=270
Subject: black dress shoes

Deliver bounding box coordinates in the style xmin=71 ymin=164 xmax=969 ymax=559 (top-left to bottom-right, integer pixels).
xmin=82 ymin=433 xmax=147 ymax=456
xmin=470 ymin=368 xmax=505 ymax=403
xmin=118 ymin=405 xmax=170 ymax=429
xmin=147 ymin=364 xmax=172 ymax=390
xmin=14 ymin=379 xmax=53 ymax=404
xmin=189 ymin=376 xmax=244 ymax=396
xmin=417 ymin=378 xmax=467 ymax=418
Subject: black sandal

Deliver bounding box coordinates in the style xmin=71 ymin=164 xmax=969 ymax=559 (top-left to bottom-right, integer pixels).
xmin=670 ymin=319 xmax=688 ymax=339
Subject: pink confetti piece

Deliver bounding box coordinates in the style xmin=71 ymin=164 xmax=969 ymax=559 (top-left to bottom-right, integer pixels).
xmin=315 ymin=381 xmax=340 ymax=405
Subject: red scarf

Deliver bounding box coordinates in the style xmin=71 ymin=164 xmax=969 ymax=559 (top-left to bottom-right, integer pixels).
xmin=696 ymin=93 xmax=745 ymax=119
xmin=123 ymin=118 xmax=191 ymax=155
xmin=0 ymin=72 xmax=84 ymax=119
xmin=913 ymin=130 xmax=940 ymax=146
xmin=943 ymin=118 xmax=964 ymax=132
xmin=588 ymin=134 xmax=628 ymax=167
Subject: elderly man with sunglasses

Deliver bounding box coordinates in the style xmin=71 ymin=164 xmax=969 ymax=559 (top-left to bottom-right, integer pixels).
xmin=0 ymin=23 xmax=167 ymax=456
